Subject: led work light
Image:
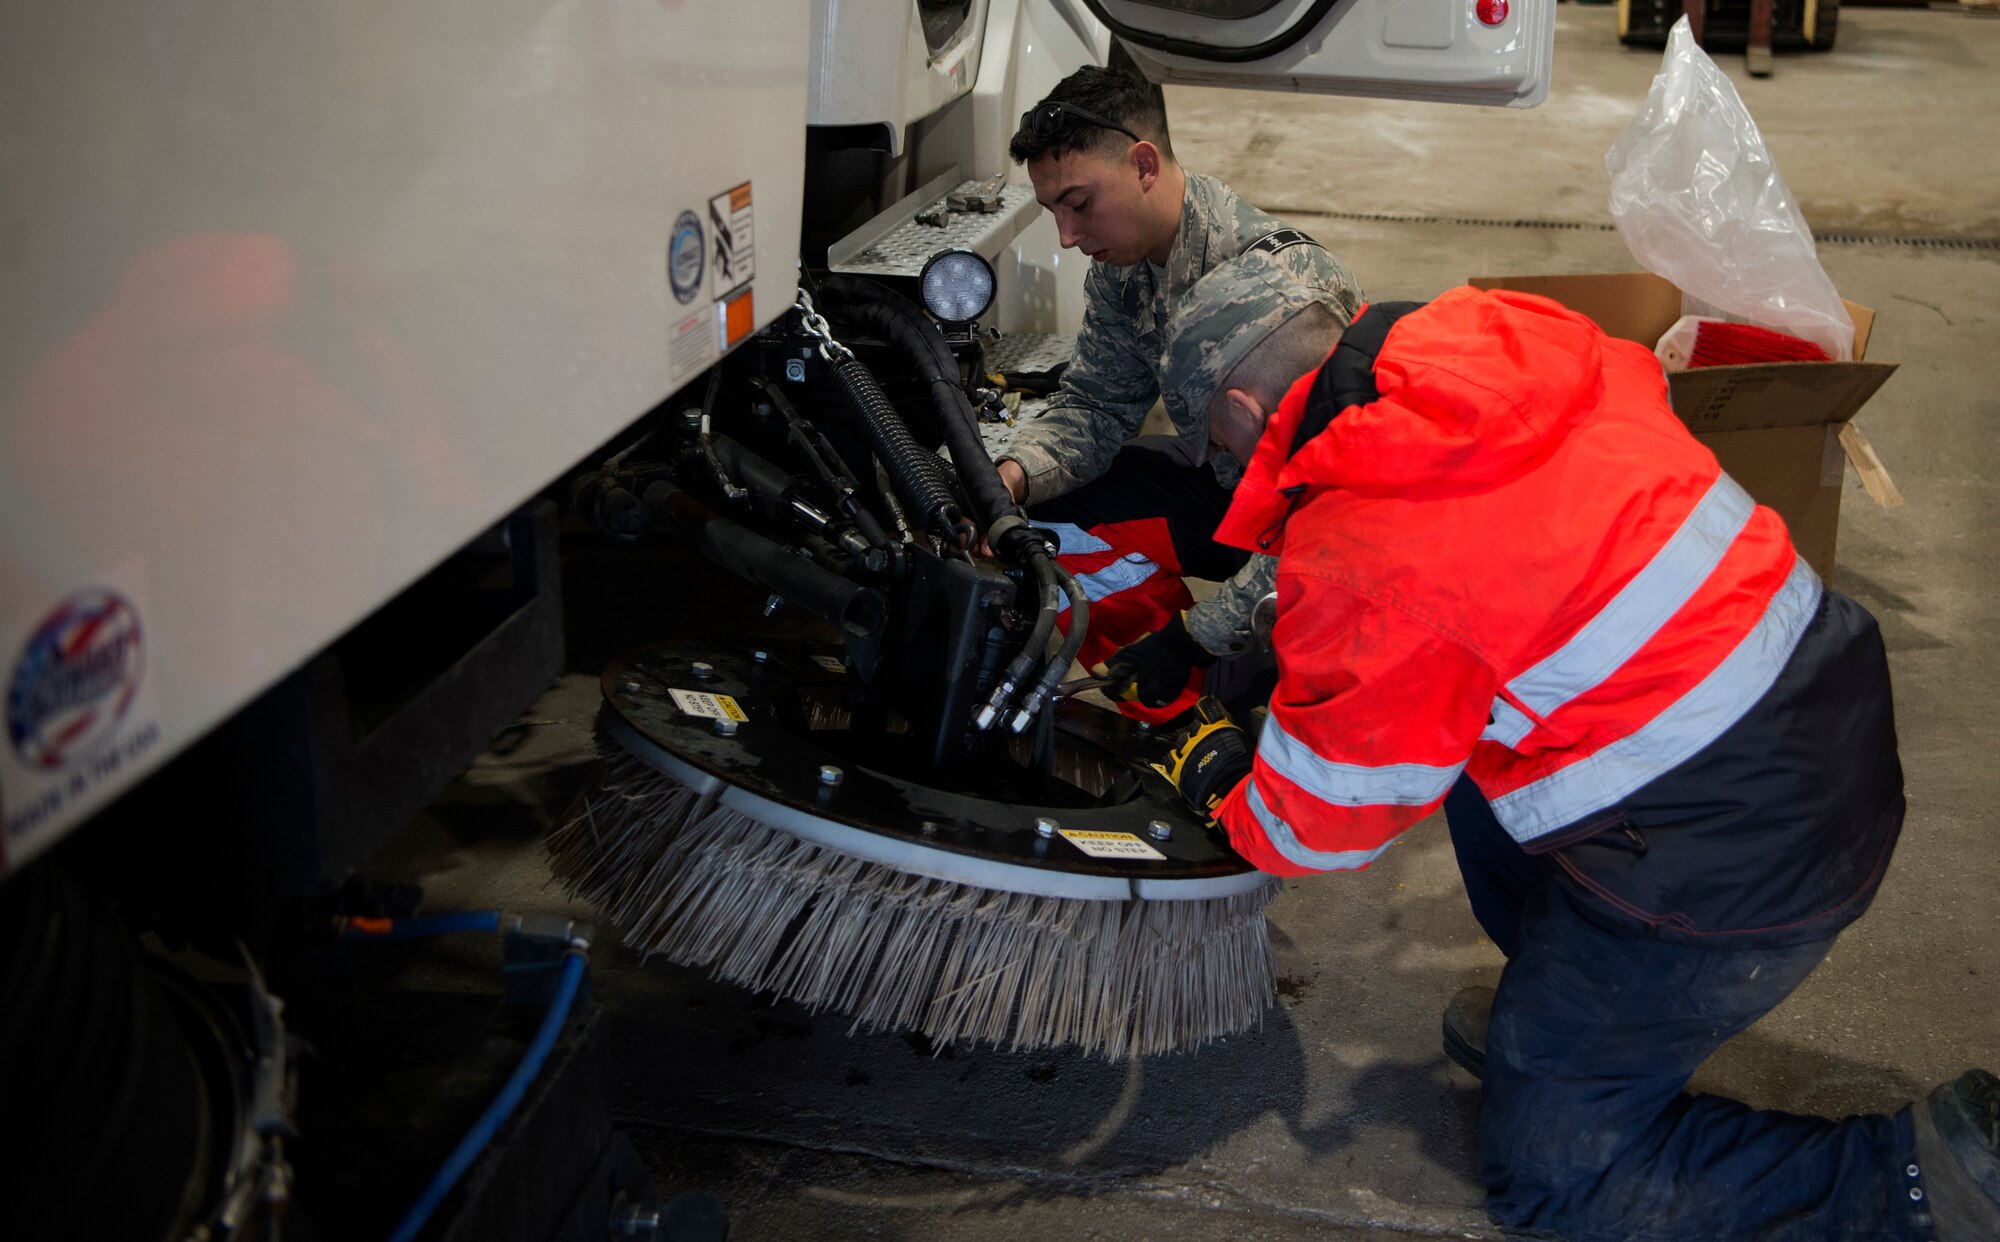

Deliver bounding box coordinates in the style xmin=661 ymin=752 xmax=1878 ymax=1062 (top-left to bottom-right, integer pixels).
xmin=919 ymin=248 xmax=995 ymax=325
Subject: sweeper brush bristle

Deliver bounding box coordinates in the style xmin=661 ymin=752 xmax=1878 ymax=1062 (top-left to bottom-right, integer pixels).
xmin=548 ymin=743 xmax=1282 ymax=1059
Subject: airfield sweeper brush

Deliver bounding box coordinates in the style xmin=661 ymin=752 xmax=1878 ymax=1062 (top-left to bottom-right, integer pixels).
xmin=547 ymin=640 xmax=1281 ymax=1060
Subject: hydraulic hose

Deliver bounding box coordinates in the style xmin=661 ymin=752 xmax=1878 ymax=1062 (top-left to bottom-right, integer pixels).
xmin=826 ymin=353 xmax=971 ymax=549
xmin=815 ymin=276 xmax=1022 ymax=543
xmin=872 ymin=461 xmax=916 ymax=544
xmin=974 ymin=550 xmax=1063 ymax=731
xmin=746 ymin=375 xmax=898 ymax=559
xmin=646 ymin=482 xmax=889 ymax=641
xmin=386 ymin=949 xmax=588 ymax=1242
xmin=707 ymin=434 xmax=799 ymax=516
xmin=709 ymin=434 xmax=892 ymax=576
xmin=1010 ymin=564 xmax=1091 ymax=733
xmin=338 ymin=911 xmax=504 ymax=940
xmin=814 ymin=276 xmax=1070 ymax=728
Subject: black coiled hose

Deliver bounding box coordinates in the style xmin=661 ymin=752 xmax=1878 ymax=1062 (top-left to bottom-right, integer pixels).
xmin=815 ymin=276 xmax=1021 ymax=541
xmin=827 ymin=353 xmax=971 ymax=548
xmin=0 ymin=861 xmax=208 ymax=1239
xmin=814 ymin=275 xmax=1085 ymax=728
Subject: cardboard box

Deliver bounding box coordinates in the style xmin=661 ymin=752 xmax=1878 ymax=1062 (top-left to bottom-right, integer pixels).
xmin=1468 ymin=272 xmax=1898 ymax=578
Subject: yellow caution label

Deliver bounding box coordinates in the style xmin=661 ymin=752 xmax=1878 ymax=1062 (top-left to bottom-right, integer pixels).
xmin=1057 ymin=829 xmax=1166 ymax=861
xmin=669 ymin=688 xmax=748 ymax=723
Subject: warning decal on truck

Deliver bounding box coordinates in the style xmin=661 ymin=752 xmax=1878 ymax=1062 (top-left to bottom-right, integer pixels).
xmin=709 ymin=181 xmax=754 ymax=298
xmin=1058 ymin=829 xmax=1166 ymax=861
xmin=670 ymin=306 xmax=720 ymax=388
xmin=717 ymin=286 xmax=755 ymax=350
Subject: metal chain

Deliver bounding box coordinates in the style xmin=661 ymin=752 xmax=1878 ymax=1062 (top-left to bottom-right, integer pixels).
xmin=794 ymin=287 xmax=855 ymax=364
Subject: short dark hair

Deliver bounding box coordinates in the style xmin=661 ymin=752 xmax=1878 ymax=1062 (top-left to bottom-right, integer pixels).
xmin=1215 ymin=303 xmax=1345 ymax=418
xmin=1007 ymin=66 xmax=1174 ymax=165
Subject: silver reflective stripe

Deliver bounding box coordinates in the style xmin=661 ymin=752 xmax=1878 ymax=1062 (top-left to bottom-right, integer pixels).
xmin=1488 ymin=474 xmax=1756 ymax=744
xmin=1072 ymin=554 xmax=1159 ymax=602
xmin=1042 ymin=521 xmax=1114 ymax=555
xmin=1490 ymin=554 xmax=1823 ymax=843
xmin=1482 ymin=698 xmax=1536 ymax=747
xmin=1247 ymin=780 xmax=1393 ymax=872
xmin=1258 ymin=713 xmax=1462 ymax=807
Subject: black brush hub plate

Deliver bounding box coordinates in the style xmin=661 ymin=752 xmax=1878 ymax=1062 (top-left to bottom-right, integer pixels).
xmin=600 ymin=640 xmax=1263 ymax=900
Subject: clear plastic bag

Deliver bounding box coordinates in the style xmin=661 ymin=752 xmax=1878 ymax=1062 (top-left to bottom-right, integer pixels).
xmin=1605 ymin=17 xmax=1853 ymax=361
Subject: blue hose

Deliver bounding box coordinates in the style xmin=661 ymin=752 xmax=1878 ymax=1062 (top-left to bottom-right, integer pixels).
xmin=339 ymin=911 xmax=503 ymax=940
xmin=385 ymin=949 xmax=588 ymax=1242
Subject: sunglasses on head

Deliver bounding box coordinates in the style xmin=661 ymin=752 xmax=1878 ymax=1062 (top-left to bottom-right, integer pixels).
xmin=1020 ymin=100 xmax=1142 ymax=145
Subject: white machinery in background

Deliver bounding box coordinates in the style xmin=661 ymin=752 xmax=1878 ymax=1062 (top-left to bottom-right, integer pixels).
xmin=1085 ymin=0 xmax=1554 ymax=105
xmin=0 ymin=3 xmax=1553 ymax=1239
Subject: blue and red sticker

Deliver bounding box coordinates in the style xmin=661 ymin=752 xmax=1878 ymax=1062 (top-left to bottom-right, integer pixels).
xmin=7 ymin=588 xmax=146 ymax=772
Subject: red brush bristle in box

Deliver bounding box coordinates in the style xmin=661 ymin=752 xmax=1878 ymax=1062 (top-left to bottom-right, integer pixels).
xmin=1687 ymin=321 xmax=1828 ymax=367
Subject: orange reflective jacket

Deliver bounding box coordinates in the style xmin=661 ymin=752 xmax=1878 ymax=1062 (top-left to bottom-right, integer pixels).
xmin=1212 ymin=290 xmax=1899 ymax=940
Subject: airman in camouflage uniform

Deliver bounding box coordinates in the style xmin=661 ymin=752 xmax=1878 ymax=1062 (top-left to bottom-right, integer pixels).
xmin=1000 ymin=173 xmax=1359 ymax=506
xmin=1153 ymin=247 xmax=1354 ymax=652
xmin=999 ymin=67 xmax=1362 ymax=718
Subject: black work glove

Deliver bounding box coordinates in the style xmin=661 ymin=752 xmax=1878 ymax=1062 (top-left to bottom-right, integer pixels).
xmin=1094 ymin=612 xmax=1216 ymax=709
xmin=1153 ymin=697 xmax=1253 ymax=824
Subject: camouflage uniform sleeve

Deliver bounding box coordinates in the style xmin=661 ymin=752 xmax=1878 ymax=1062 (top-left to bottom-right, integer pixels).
xmin=998 ymin=265 xmax=1158 ymax=503
xmin=1281 ymin=239 xmax=1364 ymax=327
xmin=1186 ymin=552 xmax=1277 ymax=657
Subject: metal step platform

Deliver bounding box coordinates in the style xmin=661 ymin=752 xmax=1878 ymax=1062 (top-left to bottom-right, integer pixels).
xmin=973 ymin=331 xmax=1075 ymax=462
xmin=829 ymin=169 xmax=1041 ymax=279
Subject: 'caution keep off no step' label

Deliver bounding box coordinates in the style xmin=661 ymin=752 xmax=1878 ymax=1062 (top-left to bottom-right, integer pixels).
xmin=669 ymin=688 xmax=748 ymax=722
xmin=1058 ymin=829 xmax=1165 ymax=861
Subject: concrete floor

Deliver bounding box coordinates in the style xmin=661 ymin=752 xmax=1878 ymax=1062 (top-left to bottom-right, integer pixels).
xmin=394 ymin=8 xmax=2000 ymax=1238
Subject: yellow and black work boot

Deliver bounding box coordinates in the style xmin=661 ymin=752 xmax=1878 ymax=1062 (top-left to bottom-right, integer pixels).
xmin=1912 ymin=1068 xmax=2000 ymax=1240
xmin=1442 ymin=985 xmax=1493 ymax=1081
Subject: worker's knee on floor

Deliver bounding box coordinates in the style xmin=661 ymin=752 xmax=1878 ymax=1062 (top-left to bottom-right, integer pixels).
xmin=1478 ymin=1118 xmax=1638 ymax=1234
xmin=1475 ymin=1066 xmax=1649 ymax=1220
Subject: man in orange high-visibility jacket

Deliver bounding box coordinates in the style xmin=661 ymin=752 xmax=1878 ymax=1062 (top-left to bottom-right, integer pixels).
xmin=1152 ymin=250 xmax=1999 ymax=1242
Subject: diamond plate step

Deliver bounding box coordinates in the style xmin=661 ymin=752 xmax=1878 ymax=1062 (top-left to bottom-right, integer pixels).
xmin=971 ymin=332 xmax=1074 ymax=463
xmin=829 ymin=169 xmax=1041 ymax=279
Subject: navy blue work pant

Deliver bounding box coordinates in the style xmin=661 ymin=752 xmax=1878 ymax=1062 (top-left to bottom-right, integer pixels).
xmin=1442 ymin=778 xmax=1932 ymax=1241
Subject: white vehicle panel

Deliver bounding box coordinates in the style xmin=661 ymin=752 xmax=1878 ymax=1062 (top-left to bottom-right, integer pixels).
xmin=0 ymin=2 xmax=807 ymax=870
xmin=979 ymin=0 xmax=1118 ymax=335
xmin=1 ymin=0 xmax=1569 ymax=874
xmin=897 ymin=0 xmax=1115 ymax=334
xmin=1094 ymin=0 xmax=1554 ymax=107
xmin=810 ymin=0 xmax=991 ymax=155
